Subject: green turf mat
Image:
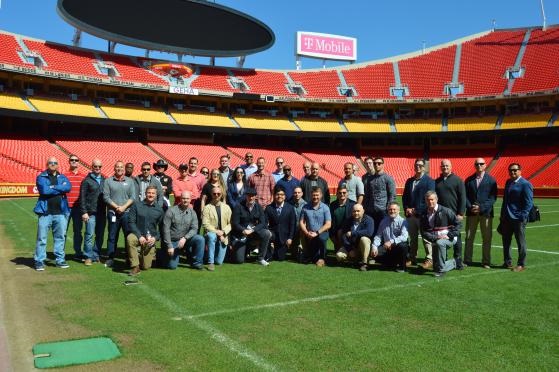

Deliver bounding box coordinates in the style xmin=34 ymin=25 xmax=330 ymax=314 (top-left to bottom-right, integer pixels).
xmin=33 ymin=337 xmax=120 ymax=368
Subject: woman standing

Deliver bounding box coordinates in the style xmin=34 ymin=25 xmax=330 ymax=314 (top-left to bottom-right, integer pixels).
xmin=226 ymin=167 xmax=248 ymax=210
xmin=200 ymin=168 xmax=227 ymax=211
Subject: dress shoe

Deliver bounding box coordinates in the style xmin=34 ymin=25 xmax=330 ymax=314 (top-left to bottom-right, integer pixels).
xmin=502 ymin=263 xmax=513 ymax=269
xmin=513 ymin=265 xmax=525 ymax=272
xmin=358 ymin=263 xmax=368 ymax=272
xmin=455 ymin=257 xmax=465 ymax=270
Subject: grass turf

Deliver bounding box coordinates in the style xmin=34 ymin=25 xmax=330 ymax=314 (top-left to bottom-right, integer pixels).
xmin=1 ymin=197 xmax=558 ymax=370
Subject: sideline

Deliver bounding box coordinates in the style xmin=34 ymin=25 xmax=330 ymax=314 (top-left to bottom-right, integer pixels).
xmin=138 ymin=284 xmax=279 ymax=372
xmin=186 ymin=260 xmax=559 ymax=320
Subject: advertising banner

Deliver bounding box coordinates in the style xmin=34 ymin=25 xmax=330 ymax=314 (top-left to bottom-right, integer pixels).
xmin=297 ymin=31 xmax=357 ymax=61
xmin=0 ymin=183 xmax=37 ymax=198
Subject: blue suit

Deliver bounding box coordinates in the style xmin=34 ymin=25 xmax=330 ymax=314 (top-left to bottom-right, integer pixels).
xmin=402 ymin=174 xmax=435 ymax=216
xmin=500 ymin=177 xmax=533 ymax=267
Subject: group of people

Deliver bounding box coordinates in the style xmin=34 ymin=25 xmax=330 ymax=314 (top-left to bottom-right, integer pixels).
xmin=33 ymin=152 xmax=533 ymax=277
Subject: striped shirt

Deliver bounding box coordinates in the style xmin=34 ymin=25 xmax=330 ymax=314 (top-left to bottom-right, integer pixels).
xmin=64 ymin=170 xmax=86 ymax=208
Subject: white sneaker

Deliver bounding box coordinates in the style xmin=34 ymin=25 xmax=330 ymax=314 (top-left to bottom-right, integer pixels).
xmin=258 ymin=259 xmax=269 ymax=266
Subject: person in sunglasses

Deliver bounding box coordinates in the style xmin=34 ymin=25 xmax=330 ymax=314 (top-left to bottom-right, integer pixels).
xmin=464 ymin=158 xmax=497 ymax=268
xmin=64 ymin=155 xmax=87 ymax=260
xmin=500 ymin=163 xmax=533 ymax=272
xmin=133 ymin=161 xmax=164 ymax=208
xmin=33 ymin=157 xmax=71 ymax=271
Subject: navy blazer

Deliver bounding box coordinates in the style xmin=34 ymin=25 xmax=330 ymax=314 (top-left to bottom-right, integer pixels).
xmin=501 ymin=177 xmax=533 ymax=221
xmin=464 ymin=172 xmax=498 ymax=217
xmin=232 ymin=202 xmax=268 ymax=238
xmin=341 ymin=214 xmax=374 ymax=245
xmin=265 ymin=203 xmax=297 ymax=244
xmin=402 ymin=174 xmax=435 ymax=215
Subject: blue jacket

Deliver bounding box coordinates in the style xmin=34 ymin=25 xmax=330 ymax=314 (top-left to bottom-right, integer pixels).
xmin=33 ymin=170 xmax=71 ymax=215
xmin=465 ymin=172 xmax=497 ymax=217
xmin=402 ymin=174 xmax=435 ymax=215
xmin=501 ymin=177 xmax=533 ymax=221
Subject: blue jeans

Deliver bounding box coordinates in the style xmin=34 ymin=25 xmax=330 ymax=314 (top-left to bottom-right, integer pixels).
xmin=106 ymin=210 xmax=129 ymax=258
xmin=158 ymin=235 xmax=205 ymax=269
xmin=83 ymin=212 xmax=106 ymax=261
xmin=205 ymin=232 xmax=227 ymax=265
xmin=66 ymin=207 xmax=84 ymax=256
xmin=35 ymin=214 xmax=67 ymax=265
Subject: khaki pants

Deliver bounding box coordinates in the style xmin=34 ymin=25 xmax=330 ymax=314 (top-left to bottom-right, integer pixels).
xmin=407 ymin=215 xmax=432 ymax=261
xmin=126 ymin=234 xmax=156 ymax=270
xmin=465 ymin=215 xmax=493 ymax=265
xmin=357 ymin=237 xmax=373 ymax=263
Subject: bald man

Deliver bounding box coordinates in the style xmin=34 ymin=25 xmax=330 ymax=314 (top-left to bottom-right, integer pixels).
xmin=159 ymin=191 xmax=205 ymax=270
xmin=34 ymin=157 xmax=72 ymax=271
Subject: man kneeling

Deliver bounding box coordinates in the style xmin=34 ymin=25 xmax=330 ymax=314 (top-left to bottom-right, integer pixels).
xmin=127 ymin=186 xmax=164 ymax=275
xmin=336 ymin=204 xmax=373 ymax=268
xmin=158 ymin=191 xmax=205 ymax=270
xmin=368 ymin=203 xmax=409 ymax=273
xmin=420 ymin=191 xmax=461 ymax=277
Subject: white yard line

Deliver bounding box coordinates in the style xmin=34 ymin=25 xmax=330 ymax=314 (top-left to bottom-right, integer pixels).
xmin=473 ymin=243 xmax=559 ymax=255
xmin=187 ymin=261 xmax=559 ymax=320
xmin=138 ymin=284 xmax=279 ymax=372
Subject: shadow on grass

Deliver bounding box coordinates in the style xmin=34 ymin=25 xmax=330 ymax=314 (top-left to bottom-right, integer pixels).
xmin=10 ymin=256 xmax=35 ymax=268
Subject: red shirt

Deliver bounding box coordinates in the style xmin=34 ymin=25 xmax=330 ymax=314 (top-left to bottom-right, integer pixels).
xmin=173 ymin=177 xmax=199 ymax=204
xmin=64 ymin=169 xmax=87 ymax=208
xmin=185 ymin=172 xmax=206 ymax=197
xmin=248 ymin=171 xmax=275 ymax=208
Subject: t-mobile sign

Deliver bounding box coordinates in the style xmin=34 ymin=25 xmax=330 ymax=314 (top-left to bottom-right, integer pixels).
xmin=297 ymin=31 xmax=357 ymax=61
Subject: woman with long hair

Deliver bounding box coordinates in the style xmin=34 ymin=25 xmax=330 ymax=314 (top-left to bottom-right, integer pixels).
xmin=200 ymin=168 xmax=227 ymax=211
xmin=226 ymin=167 xmax=247 ymax=209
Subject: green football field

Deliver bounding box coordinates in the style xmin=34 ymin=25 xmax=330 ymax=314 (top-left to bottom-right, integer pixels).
xmin=0 ymin=197 xmax=558 ymax=370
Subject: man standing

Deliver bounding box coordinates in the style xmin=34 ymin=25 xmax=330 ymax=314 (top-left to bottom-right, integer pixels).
xmin=231 ymin=187 xmax=272 ymax=265
xmin=173 ymin=164 xmax=198 ymax=206
xmin=363 ymin=157 xmax=396 ymax=235
xmin=402 ymin=158 xmax=435 ymax=267
xmin=185 ymin=157 xmax=206 ymax=204
xmin=134 ymin=161 xmax=164 ymax=208
xmin=500 ymin=163 xmax=533 ymax=272
xmin=159 ymin=191 xmax=205 ymax=270
xmin=421 ymin=191 xmax=461 ymax=277
xmin=276 ymin=165 xmax=299 ymax=201
xmin=248 ymin=157 xmax=276 ymax=209
xmin=464 ymin=158 xmax=497 ymax=268
xmin=329 ymin=186 xmax=355 ymax=253
xmin=218 ymin=154 xmax=234 ymax=184
xmin=64 ymin=154 xmax=87 ymax=259
xmin=202 ymin=186 xmax=232 ymax=271
xmin=79 ymin=158 xmax=106 ymax=266
xmin=339 ymin=162 xmax=364 ymax=204
xmin=240 ymin=152 xmax=258 ymax=178
xmin=435 ymin=159 xmax=466 ymax=269
xmin=34 ymin=157 xmax=71 ymax=271
xmin=126 ymin=186 xmax=164 ymax=276
xmin=370 ymin=203 xmax=409 ymax=273
xmin=299 ymin=162 xmax=330 ymax=204
xmin=124 ymin=162 xmax=135 ymax=178
xmin=265 ymin=187 xmax=296 ymax=261
xmin=289 ymin=186 xmax=307 ymax=261
xmin=300 ymin=187 xmax=331 ymax=267
xmin=272 ymin=157 xmax=285 ymax=182
xmin=302 ymin=161 xmax=312 ymax=181
xmin=153 ymin=159 xmax=173 ymax=209
xmin=103 ymin=161 xmax=135 ymax=267
xmin=336 ymin=204 xmax=373 ymax=269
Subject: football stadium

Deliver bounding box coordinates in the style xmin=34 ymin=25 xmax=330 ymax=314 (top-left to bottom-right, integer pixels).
xmin=0 ymin=0 xmax=558 ymax=370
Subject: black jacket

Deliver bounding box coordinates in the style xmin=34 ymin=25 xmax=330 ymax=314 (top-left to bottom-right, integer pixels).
xmin=265 ymin=203 xmax=297 ymax=244
xmin=232 ymin=202 xmax=268 ymax=238
xmin=420 ymin=204 xmax=461 ymax=243
xmin=79 ymin=173 xmax=105 ymax=215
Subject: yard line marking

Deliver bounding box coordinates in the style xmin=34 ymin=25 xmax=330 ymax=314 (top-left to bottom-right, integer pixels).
xmin=540 ymin=211 xmax=559 ymax=214
xmin=188 ymin=261 xmax=559 ymax=320
xmin=138 ymin=284 xmax=279 ymax=372
xmin=474 ymin=243 xmax=559 ymax=255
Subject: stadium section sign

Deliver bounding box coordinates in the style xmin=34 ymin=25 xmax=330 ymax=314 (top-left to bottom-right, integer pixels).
xmin=296 ymin=32 xmax=357 ymax=61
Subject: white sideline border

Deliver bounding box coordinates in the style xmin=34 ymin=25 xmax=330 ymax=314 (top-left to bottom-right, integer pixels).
xmin=138 ymin=284 xmax=279 ymax=372
xmin=187 ymin=260 xmax=559 ymax=320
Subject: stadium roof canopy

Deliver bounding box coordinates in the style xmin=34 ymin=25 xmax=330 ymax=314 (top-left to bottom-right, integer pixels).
xmin=56 ymin=0 xmax=275 ymax=57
